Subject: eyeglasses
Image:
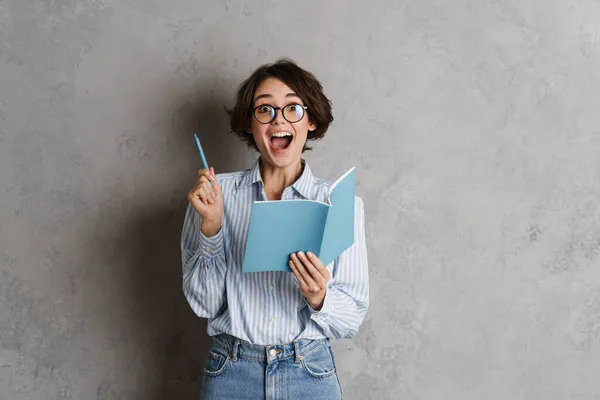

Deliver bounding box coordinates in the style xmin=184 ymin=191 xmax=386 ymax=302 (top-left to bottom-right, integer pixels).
xmin=250 ymin=104 xmax=308 ymax=124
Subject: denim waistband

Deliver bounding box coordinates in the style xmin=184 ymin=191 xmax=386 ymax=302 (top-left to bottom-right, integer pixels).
xmin=212 ymin=333 xmax=330 ymax=364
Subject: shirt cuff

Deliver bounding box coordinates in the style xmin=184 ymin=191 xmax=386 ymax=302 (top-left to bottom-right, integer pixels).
xmin=308 ymin=286 xmax=334 ymax=322
xmin=198 ymin=228 xmax=224 ymax=259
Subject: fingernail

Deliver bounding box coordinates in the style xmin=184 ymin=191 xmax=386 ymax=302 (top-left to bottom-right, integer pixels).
xmin=298 ymin=251 xmax=305 ymax=257
xmin=307 ymin=252 xmax=313 ymax=258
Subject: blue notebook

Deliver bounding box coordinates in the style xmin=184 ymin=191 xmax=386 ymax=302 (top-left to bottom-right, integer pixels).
xmin=242 ymin=167 xmax=356 ymax=273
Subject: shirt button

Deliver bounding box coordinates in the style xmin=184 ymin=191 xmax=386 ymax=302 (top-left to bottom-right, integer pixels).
xmin=205 ymin=246 xmax=211 ymax=251
xmin=268 ymin=284 xmax=274 ymax=290
xmin=271 ymin=317 xmax=276 ymax=322
xmin=269 ymin=349 xmax=277 ymax=357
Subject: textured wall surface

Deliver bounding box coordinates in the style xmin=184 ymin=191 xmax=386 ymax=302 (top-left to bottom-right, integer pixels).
xmin=1 ymin=1 xmax=600 ymax=399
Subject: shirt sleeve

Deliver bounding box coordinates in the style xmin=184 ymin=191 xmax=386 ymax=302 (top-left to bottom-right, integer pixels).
xmin=307 ymin=196 xmax=370 ymax=339
xmin=180 ymin=202 xmax=228 ymax=319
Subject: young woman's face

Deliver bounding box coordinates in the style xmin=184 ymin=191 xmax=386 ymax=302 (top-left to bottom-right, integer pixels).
xmin=248 ymin=78 xmax=316 ymax=168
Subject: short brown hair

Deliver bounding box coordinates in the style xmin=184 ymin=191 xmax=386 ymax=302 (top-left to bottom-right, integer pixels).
xmin=227 ymin=58 xmax=333 ymax=152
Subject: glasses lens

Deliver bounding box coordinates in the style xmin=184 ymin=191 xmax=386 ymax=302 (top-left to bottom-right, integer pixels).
xmin=283 ymin=104 xmax=305 ymax=123
xmin=254 ymin=105 xmax=275 ymax=123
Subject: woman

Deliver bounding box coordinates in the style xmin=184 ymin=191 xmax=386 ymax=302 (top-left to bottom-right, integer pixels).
xmin=181 ymin=58 xmax=369 ymax=400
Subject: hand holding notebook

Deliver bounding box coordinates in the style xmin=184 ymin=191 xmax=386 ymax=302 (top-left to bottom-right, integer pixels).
xmin=242 ymin=168 xmax=356 ymax=273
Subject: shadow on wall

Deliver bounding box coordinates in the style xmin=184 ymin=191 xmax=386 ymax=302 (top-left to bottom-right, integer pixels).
xmin=107 ymin=85 xmax=238 ymax=399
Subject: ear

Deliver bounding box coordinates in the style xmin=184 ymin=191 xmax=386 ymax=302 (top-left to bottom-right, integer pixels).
xmin=308 ymin=120 xmax=317 ymax=132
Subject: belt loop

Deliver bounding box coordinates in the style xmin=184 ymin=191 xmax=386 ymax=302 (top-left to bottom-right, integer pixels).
xmin=231 ymin=339 xmax=239 ymax=362
xmin=294 ymin=341 xmax=302 ymax=363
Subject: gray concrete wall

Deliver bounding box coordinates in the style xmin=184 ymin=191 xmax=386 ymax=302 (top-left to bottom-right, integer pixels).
xmin=1 ymin=1 xmax=599 ymax=399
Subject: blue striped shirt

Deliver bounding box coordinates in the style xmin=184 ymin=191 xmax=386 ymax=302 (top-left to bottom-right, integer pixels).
xmin=180 ymin=158 xmax=369 ymax=345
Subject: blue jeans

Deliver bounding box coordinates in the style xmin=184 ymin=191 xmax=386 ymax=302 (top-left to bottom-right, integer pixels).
xmin=201 ymin=333 xmax=343 ymax=400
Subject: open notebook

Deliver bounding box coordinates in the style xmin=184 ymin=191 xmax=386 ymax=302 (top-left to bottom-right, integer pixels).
xmin=242 ymin=167 xmax=356 ymax=273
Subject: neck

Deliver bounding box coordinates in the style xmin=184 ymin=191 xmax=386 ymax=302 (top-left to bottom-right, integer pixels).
xmin=260 ymin=157 xmax=304 ymax=200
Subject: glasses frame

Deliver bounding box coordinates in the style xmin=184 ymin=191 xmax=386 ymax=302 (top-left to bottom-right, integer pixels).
xmin=250 ymin=103 xmax=308 ymax=124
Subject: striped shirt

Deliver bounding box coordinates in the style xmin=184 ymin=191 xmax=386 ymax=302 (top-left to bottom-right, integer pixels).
xmin=180 ymin=157 xmax=369 ymax=345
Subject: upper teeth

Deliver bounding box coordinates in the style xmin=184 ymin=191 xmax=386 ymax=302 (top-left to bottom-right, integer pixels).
xmin=271 ymin=132 xmax=292 ymax=138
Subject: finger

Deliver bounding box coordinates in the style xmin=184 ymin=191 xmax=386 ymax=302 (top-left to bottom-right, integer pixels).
xmin=188 ymin=186 xmax=209 ymax=208
xmin=288 ymin=260 xmax=308 ymax=289
xmin=198 ymin=170 xmax=215 ymax=186
xmin=197 ymin=187 xmax=210 ymax=205
xmin=197 ymin=168 xmax=210 ymax=178
xmin=289 ymin=254 xmax=310 ymax=288
xmin=196 ymin=168 xmax=213 ymax=183
xmin=198 ymin=168 xmax=222 ymax=197
xmin=290 ymin=253 xmax=316 ymax=289
xmin=198 ymin=178 xmax=216 ymax=196
xmin=204 ymin=180 xmax=218 ymax=203
xmin=305 ymin=251 xmax=330 ymax=280
xmin=199 ymin=179 xmax=214 ymax=195
xmin=198 ymin=183 xmax=215 ymax=204
xmin=297 ymin=252 xmax=327 ymax=286
xmin=192 ymin=180 xmax=212 ymax=205
xmin=209 ymin=167 xmax=222 ymax=196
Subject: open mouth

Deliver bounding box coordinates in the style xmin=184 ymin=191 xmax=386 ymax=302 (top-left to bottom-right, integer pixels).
xmin=269 ymin=132 xmax=293 ymax=151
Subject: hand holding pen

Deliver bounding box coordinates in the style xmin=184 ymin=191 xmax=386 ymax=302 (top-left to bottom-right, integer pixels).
xmin=187 ymin=134 xmax=223 ymax=237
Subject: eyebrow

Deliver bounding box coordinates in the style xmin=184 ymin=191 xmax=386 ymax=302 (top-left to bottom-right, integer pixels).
xmin=253 ymin=92 xmax=301 ymax=102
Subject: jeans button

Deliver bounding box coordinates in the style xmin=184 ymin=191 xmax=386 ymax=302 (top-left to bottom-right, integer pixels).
xmin=269 ymin=349 xmax=277 ymax=358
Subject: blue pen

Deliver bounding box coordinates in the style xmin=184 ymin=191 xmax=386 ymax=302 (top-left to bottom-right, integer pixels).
xmin=194 ymin=133 xmax=214 ymax=186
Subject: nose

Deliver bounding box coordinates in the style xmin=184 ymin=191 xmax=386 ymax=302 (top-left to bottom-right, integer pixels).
xmin=271 ymin=108 xmax=286 ymax=124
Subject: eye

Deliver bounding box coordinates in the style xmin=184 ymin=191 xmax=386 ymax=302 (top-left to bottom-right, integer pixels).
xmin=256 ymin=105 xmax=273 ymax=114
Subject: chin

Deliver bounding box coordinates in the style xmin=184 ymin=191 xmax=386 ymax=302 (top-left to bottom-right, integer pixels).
xmin=261 ymin=148 xmax=302 ymax=168
xmin=267 ymin=153 xmax=300 ymax=167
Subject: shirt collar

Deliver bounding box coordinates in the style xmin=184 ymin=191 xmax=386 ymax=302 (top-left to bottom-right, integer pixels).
xmin=238 ymin=157 xmax=263 ymax=189
xmin=292 ymin=159 xmax=314 ymax=199
xmin=238 ymin=157 xmax=314 ymax=199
